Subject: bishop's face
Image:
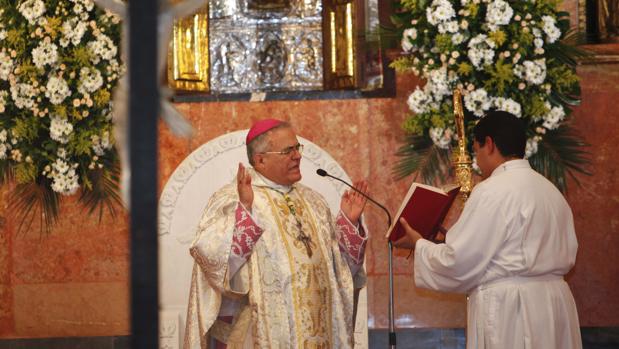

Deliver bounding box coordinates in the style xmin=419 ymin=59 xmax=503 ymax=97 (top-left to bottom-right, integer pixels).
xmin=256 ymin=127 xmax=303 ymax=186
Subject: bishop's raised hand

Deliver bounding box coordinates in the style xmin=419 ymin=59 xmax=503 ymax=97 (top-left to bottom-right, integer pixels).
xmin=340 ymin=180 xmax=369 ymax=226
xmin=237 ymin=163 xmax=254 ymax=211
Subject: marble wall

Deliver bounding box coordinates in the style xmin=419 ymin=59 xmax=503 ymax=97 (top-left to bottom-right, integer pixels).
xmin=1 ymin=54 xmax=619 ymax=340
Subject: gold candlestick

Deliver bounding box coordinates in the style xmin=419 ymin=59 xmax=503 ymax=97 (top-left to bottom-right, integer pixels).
xmin=452 ymin=89 xmax=473 ymax=201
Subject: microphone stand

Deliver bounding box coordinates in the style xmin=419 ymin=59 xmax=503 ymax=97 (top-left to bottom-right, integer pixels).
xmin=316 ymin=169 xmax=396 ymax=348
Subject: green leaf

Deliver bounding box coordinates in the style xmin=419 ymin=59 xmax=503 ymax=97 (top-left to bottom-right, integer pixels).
xmin=457 ymin=62 xmax=473 ymax=76
xmin=78 ymin=151 xmax=123 ymax=221
xmin=10 ymin=179 xmax=60 ymax=235
xmin=524 ymin=94 xmax=550 ymax=119
xmin=14 ymin=162 xmax=37 ymax=184
xmin=547 ymin=64 xmax=579 ymax=96
xmin=13 ymin=117 xmax=39 ymax=141
xmin=528 ymin=125 xmax=591 ymax=193
xmin=484 ymin=59 xmax=514 ymax=95
xmin=389 ymin=56 xmax=417 ymax=73
xmin=68 ymin=47 xmax=92 ymax=67
xmin=67 ymin=129 xmax=93 ymax=156
xmin=393 ymin=135 xmax=452 ymax=185
xmin=435 ymin=34 xmax=454 ymax=53
xmin=489 ymin=30 xmax=507 ymax=47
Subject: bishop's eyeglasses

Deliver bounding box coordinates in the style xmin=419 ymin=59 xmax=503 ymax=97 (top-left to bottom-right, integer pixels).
xmin=260 ymin=143 xmax=304 ymax=156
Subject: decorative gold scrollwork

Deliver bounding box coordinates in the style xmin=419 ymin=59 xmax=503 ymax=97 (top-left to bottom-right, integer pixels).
xmin=452 ymin=89 xmax=473 ymax=201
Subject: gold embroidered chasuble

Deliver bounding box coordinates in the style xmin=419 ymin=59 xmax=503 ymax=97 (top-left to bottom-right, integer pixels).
xmin=184 ymin=169 xmax=364 ymax=349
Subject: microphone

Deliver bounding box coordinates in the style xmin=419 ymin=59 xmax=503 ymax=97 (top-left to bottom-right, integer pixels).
xmin=316 ymin=168 xmax=397 ymax=348
xmin=316 ymin=168 xmax=392 ymax=228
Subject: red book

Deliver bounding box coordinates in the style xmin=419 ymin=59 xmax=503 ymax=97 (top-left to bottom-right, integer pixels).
xmin=386 ymin=183 xmax=460 ymax=242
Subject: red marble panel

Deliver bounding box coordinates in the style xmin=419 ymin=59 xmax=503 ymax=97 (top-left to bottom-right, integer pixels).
xmin=560 ymin=0 xmax=579 ymax=28
xmin=0 ymin=285 xmax=12 ymax=336
xmin=0 ymin=183 xmax=14 ymax=336
xmin=563 ymin=64 xmax=619 ymax=326
xmin=12 ymin=282 xmax=129 ymax=337
xmin=368 ymin=274 xmax=466 ymax=329
xmin=10 ymin=196 xmax=129 ymax=284
xmin=0 ymin=186 xmax=10 ymax=285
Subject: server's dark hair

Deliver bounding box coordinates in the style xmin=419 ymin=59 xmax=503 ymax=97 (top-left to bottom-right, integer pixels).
xmin=473 ymin=110 xmax=526 ymax=158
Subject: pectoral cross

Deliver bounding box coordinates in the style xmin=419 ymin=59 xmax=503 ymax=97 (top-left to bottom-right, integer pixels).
xmin=297 ymin=229 xmax=314 ymax=258
xmin=282 ymin=191 xmax=313 ymax=258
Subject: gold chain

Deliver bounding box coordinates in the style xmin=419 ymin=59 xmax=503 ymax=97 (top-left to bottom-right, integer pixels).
xmin=274 ymin=188 xmax=314 ymax=258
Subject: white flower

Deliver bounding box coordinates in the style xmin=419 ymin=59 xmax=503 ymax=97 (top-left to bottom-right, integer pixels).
xmin=426 ymin=0 xmax=456 ymax=26
xmin=486 ymin=0 xmax=513 ymax=29
xmin=515 ymin=59 xmax=547 ymax=85
xmin=0 ymin=129 xmax=7 ymax=142
xmin=407 ymin=87 xmax=431 ymax=114
xmin=78 ymin=67 xmax=103 ymax=94
xmin=0 ymin=91 xmax=7 ymax=113
xmin=87 ymin=34 xmax=118 ymax=64
xmin=543 ymin=105 xmax=565 ymax=130
xmin=31 ymin=41 xmax=58 ymax=69
xmin=525 ymin=137 xmax=539 ymax=158
xmin=77 ymin=0 xmax=96 ymax=12
xmin=438 ymin=20 xmax=459 ymax=34
xmin=0 ymin=143 xmax=7 ymax=160
xmin=493 ymin=97 xmax=522 ymax=117
xmin=429 ymin=127 xmax=454 ymax=149
xmin=533 ymin=28 xmax=542 ymax=38
xmin=426 ymin=67 xmax=455 ymax=101
xmin=11 ymin=149 xmax=22 ymax=162
xmin=464 ymin=88 xmax=492 ymax=116
xmin=51 ymin=158 xmax=80 ymax=195
xmin=452 ymin=33 xmax=465 ymax=45
xmin=0 ymin=51 xmax=11 ymax=80
xmin=467 ymin=34 xmax=495 ymax=69
xmin=401 ymin=28 xmax=417 ymax=52
xmin=534 ymin=38 xmax=544 ymax=48
xmin=10 ymin=83 xmax=37 ymax=109
xmin=45 ymin=76 xmax=71 ymax=105
xmin=49 ymin=116 xmax=74 ymax=144
xmin=514 ymin=59 xmax=545 ymax=85
xmin=91 ymin=131 xmax=113 ymax=156
xmin=0 ymin=30 xmax=7 ymax=41
xmin=73 ymin=3 xmax=83 ymax=14
xmin=61 ymin=18 xmax=88 ymax=47
xmin=541 ymin=15 xmax=561 ymax=43
xmin=18 ymin=0 xmax=46 ymax=25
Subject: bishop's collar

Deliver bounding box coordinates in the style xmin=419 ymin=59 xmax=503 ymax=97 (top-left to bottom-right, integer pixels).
xmin=249 ymin=168 xmax=295 ymax=194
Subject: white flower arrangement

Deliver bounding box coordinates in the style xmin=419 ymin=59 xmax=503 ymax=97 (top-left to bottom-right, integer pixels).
xmin=392 ymin=0 xmax=587 ymax=189
xmin=0 ymin=0 xmax=123 ymax=229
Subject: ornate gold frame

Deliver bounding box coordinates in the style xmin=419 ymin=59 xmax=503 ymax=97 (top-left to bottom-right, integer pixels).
xmin=167 ymin=5 xmax=210 ymax=92
xmin=323 ymin=0 xmax=359 ymax=89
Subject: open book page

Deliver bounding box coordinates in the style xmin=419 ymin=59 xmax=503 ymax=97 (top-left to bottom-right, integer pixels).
xmin=386 ymin=182 xmax=460 ymax=242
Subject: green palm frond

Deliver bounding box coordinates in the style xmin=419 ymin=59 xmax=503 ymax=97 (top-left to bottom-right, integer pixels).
xmin=0 ymin=161 xmax=11 ymax=184
xmin=393 ymin=135 xmax=452 ymax=185
xmin=528 ymin=124 xmax=591 ymax=193
xmin=79 ymin=152 xmax=123 ymax=222
xmin=10 ymin=179 xmax=60 ymax=235
xmin=547 ymin=29 xmax=592 ymax=67
xmin=7 ymin=154 xmax=122 ymax=235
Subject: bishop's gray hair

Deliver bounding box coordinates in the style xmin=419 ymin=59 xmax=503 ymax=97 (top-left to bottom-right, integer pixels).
xmin=246 ymin=121 xmax=291 ymax=166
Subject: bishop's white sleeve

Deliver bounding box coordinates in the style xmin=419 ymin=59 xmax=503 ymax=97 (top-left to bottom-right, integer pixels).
xmin=413 ymin=184 xmax=511 ymax=293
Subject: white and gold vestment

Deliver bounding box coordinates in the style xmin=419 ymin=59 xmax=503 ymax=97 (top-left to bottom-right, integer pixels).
xmin=184 ymin=169 xmax=366 ymax=348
